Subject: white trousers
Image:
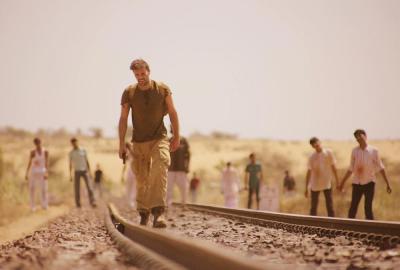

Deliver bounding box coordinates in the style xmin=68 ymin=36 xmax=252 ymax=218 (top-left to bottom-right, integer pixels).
xmin=167 ymin=171 xmax=188 ymax=205
xmin=126 ymin=168 xmax=137 ymax=208
xmin=29 ymin=172 xmax=48 ymax=210
xmin=224 ymin=194 xmax=238 ymax=208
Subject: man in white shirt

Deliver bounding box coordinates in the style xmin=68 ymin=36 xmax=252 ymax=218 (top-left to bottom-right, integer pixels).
xmin=339 ymin=129 xmax=392 ymax=220
xmin=305 ymin=137 xmax=339 ymax=217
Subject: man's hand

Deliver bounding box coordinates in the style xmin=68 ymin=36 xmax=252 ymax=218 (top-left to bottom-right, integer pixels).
xmin=44 ymin=172 xmax=49 ymax=180
xmin=387 ymin=185 xmax=392 ymax=194
xmin=119 ymin=143 xmax=126 ymax=160
xmin=170 ymin=136 xmax=180 ymax=152
xmin=70 ymin=175 xmax=73 ymax=182
xmin=25 ymin=174 xmax=28 ymax=181
xmin=304 ymin=190 xmax=308 ymax=198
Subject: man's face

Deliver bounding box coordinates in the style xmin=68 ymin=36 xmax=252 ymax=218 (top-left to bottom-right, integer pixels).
xmin=34 ymin=140 xmax=41 ymax=148
xmin=71 ymin=141 xmax=78 ymax=148
xmin=133 ymin=67 xmax=150 ymax=86
xmin=250 ymin=155 xmax=256 ymax=163
xmin=312 ymin=140 xmax=322 ymax=152
xmin=355 ymin=133 xmax=367 ymax=145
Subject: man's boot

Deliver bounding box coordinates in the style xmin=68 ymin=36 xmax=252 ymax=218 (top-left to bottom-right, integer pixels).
xmin=138 ymin=209 xmax=150 ymax=226
xmin=151 ymin=206 xmax=167 ymax=228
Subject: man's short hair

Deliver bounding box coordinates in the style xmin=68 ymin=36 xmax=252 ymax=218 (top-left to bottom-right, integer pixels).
xmin=130 ymin=59 xmax=150 ymax=72
xmin=249 ymin=153 xmax=255 ymax=159
xmin=33 ymin=137 xmax=41 ymax=144
xmin=70 ymin=137 xmax=77 ymax=143
xmin=227 ymin=162 xmax=231 ymax=167
xmin=354 ymin=129 xmax=367 ymax=138
xmin=309 ymin=137 xmax=319 ymax=145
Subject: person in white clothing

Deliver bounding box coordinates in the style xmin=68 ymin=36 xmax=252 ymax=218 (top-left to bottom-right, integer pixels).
xmin=121 ymin=142 xmax=137 ymax=208
xmin=25 ymin=138 xmax=49 ymax=211
xmin=339 ymin=129 xmax=392 ymax=220
xmin=221 ymin=162 xmax=240 ymax=208
xmin=305 ymin=137 xmax=339 ymax=217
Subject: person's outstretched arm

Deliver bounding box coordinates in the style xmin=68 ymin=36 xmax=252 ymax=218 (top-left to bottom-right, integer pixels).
xmin=379 ymin=169 xmax=392 ymax=194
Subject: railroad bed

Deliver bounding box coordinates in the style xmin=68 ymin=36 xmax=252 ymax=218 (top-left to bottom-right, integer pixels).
xmin=110 ymin=199 xmax=400 ymax=270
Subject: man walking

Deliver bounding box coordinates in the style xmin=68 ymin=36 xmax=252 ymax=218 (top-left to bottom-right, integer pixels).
xmin=167 ymin=135 xmax=190 ymax=206
xmin=305 ymin=137 xmax=339 ymax=217
xmin=244 ymin=153 xmax=263 ymax=210
xmin=119 ymin=59 xmax=180 ymax=228
xmin=339 ymin=129 xmax=392 ymax=220
xmin=25 ymin=138 xmax=49 ymax=211
xmin=189 ymin=172 xmax=200 ymax=203
xmin=69 ymin=138 xmax=96 ymax=208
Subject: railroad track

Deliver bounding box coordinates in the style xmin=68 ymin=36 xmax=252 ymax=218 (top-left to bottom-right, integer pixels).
xmin=175 ymin=203 xmax=400 ymax=249
xmin=105 ymin=203 xmax=288 ymax=270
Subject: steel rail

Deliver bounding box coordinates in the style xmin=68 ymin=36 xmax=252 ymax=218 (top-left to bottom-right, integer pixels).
xmin=175 ymin=203 xmax=400 ymax=248
xmin=108 ymin=203 xmax=289 ymax=270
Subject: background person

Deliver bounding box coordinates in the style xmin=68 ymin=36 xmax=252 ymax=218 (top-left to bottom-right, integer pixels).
xmin=25 ymin=137 xmax=49 ymax=211
xmin=121 ymin=142 xmax=137 ymax=208
xmin=221 ymin=162 xmax=240 ymax=208
xmin=305 ymin=137 xmax=338 ymax=217
xmin=69 ymin=138 xmax=96 ymax=208
xmin=189 ymin=172 xmax=200 ymax=203
xmin=244 ymin=153 xmax=263 ymax=210
xmin=339 ymin=129 xmax=392 ymax=220
xmin=167 ymin=135 xmax=190 ymax=206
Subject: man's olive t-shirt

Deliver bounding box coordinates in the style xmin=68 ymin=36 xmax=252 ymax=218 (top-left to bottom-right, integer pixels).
xmin=121 ymin=81 xmax=171 ymax=142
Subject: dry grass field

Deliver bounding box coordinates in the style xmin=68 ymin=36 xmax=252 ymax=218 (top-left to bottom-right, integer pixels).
xmin=0 ymin=131 xmax=399 ymax=229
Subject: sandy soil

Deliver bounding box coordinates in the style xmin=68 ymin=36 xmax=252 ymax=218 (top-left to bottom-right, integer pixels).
xmin=0 ymin=206 xmax=138 ymax=270
xmin=0 ymin=205 xmax=69 ymax=245
xmin=115 ymin=200 xmax=400 ymax=270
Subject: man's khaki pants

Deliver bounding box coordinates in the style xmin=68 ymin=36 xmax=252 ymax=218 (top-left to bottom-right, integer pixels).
xmin=132 ymin=138 xmax=170 ymax=211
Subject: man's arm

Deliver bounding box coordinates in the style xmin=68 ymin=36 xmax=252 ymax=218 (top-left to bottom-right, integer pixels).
xmin=305 ymin=169 xmax=311 ymax=197
xmin=44 ymin=150 xmax=49 ymax=179
xmin=244 ymin=171 xmax=249 ymax=190
xmin=331 ymin=165 xmax=339 ymax=189
xmin=165 ymin=95 xmax=180 ymax=152
xmin=25 ymin=151 xmax=34 ymax=181
xmin=69 ymin=155 xmax=73 ymax=182
xmin=85 ymin=155 xmax=91 ymax=177
xmin=339 ymin=170 xmax=352 ymax=191
xmin=379 ymin=169 xmax=392 ymax=194
xmin=119 ymin=104 xmax=130 ymax=159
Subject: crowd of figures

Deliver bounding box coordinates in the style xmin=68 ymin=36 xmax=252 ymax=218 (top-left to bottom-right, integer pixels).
xmin=24 ymin=59 xmax=392 ymax=224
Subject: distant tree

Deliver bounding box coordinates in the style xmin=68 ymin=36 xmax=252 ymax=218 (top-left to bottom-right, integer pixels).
xmin=210 ymin=131 xmax=237 ymax=140
xmin=52 ymin=127 xmax=70 ymax=138
xmin=90 ymin=127 xmax=103 ymax=139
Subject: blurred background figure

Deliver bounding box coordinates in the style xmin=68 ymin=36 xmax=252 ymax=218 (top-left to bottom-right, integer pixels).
xmin=189 ymin=172 xmax=200 ymax=204
xmin=221 ymin=162 xmax=240 ymax=208
xmin=167 ymin=135 xmax=191 ymax=206
xmin=283 ymin=170 xmax=296 ymax=196
xmin=25 ymin=137 xmax=49 ymax=211
xmin=244 ymin=153 xmax=263 ymax=210
xmin=93 ymin=164 xmax=103 ymax=199
xmin=69 ymin=137 xmax=96 ymax=208
xmin=121 ymin=142 xmax=136 ymax=208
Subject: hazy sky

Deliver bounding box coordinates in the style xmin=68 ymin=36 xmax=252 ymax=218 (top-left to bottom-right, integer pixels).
xmin=1 ymin=0 xmax=399 ymax=140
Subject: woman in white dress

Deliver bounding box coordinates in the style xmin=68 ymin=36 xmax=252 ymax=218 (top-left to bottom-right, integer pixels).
xmin=221 ymin=162 xmax=240 ymax=208
xmin=121 ymin=142 xmax=137 ymax=208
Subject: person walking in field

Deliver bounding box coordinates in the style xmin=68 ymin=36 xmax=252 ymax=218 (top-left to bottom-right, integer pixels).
xmin=283 ymin=170 xmax=296 ymax=194
xmin=189 ymin=172 xmax=200 ymax=203
xmin=25 ymin=137 xmax=49 ymax=211
xmin=121 ymin=142 xmax=137 ymax=208
xmin=339 ymin=129 xmax=392 ymax=220
xmin=69 ymin=138 xmax=96 ymax=208
xmin=221 ymin=162 xmax=240 ymax=208
xmin=305 ymin=137 xmax=339 ymax=217
xmin=93 ymin=164 xmax=103 ymax=199
xmin=244 ymin=153 xmax=263 ymax=210
xmin=167 ymin=135 xmax=190 ymax=206
xmin=119 ymin=59 xmax=180 ymax=228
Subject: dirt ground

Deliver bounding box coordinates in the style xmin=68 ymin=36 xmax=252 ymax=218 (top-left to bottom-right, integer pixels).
xmin=0 ymin=205 xmax=138 ymax=270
